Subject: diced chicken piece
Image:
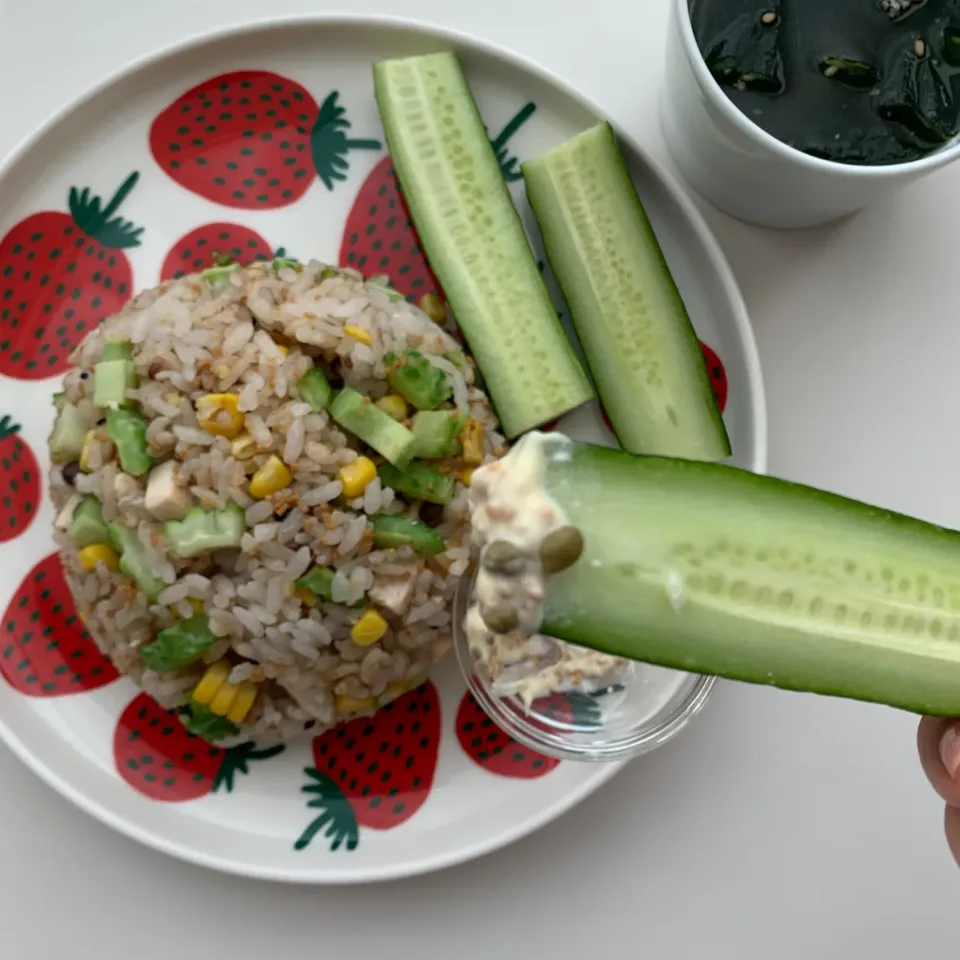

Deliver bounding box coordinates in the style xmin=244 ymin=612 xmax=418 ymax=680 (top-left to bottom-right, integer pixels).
xmin=368 ymin=570 xmax=417 ymax=617
xmin=113 ymin=472 xmax=141 ymax=504
xmin=144 ymin=460 xmax=191 ymax=521
xmin=54 ymin=494 xmax=82 ymax=532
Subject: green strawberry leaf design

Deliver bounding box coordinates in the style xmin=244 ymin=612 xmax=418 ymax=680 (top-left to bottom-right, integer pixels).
xmin=0 ymin=416 xmax=21 ymax=442
xmin=536 ymin=691 xmax=604 ymax=730
xmin=295 ymin=767 xmax=360 ymax=852
xmin=489 ymin=102 xmax=536 ymax=181
xmin=212 ymin=742 xmax=285 ymax=793
xmin=66 ymin=173 xmax=144 ymax=249
xmin=311 ymin=91 xmax=383 ymax=191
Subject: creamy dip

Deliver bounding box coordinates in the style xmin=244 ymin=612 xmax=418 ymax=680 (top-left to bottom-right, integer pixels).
xmin=466 ymin=432 xmax=632 ymax=707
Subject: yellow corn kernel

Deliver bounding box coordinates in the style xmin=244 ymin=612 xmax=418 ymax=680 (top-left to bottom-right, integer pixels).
xmin=77 ymin=543 xmax=120 ymax=573
xmin=226 ymin=681 xmax=258 ymax=724
xmin=209 ymin=682 xmax=239 ymax=717
xmin=230 ymin=433 xmax=259 ymax=461
xmin=382 ymin=673 xmax=428 ymax=701
xmin=351 ymin=609 xmax=388 ymax=647
xmin=249 ymin=454 xmax=293 ymax=499
xmin=375 ymin=394 xmax=408 ymax=422
xmin=461 ymin=420 xmax=484 ymax=465
xmin=337 ymin=456 xmax=377 ymax=498
xmin=79 ymin=430 xmax=99 ymax=473
xmin=195 ymin=393 xmax=244 ymax=438
xmin=336 ymin=694 xmax=377 ymax=715
xmin=418 ymin=293 xmax=447 ymax=325
xmin=164 ymin=390 xmax=182 ymax=408
xmin=343 ymin=325 xmax=372 ymax=345
xmin=460 ymin=468 xmax=475 ymax=487
xmin=192 ymin=660 xmax=231 ymax=706
xmin=294 ymin=587 xmax=319 ymax=607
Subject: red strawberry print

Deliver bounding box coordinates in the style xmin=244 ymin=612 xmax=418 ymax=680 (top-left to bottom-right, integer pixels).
xmin=1 ymin=553 xmax=119 ymax=695
xmin=0 ymin=173 xmax=142 ymax=379
xmin=150 ymin=72 xmax=381 ymax=210
xmin=114 ymin=692 xmax=283 ymax=802
xmin=600 ymin=405 xmax=615 ymax=435
xmin=339 ymin=158 xmax=441 ymax=302
xmin=456 ymin=690 xmax=563 ymax=779
xmin=0 ymin=415 xmax=38 ymax=542
xmin=294 ymin=682 xmax=440 ymax=852
xmin=700 ymin=340 xmax=728 ymax=413
xmin=340 ymin=103 xmax=536 ymax=300
xmin=160 ymin=222 xmax=286 ymax=281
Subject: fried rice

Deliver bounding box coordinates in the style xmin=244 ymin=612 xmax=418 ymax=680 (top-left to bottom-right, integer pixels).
xmin=48 ymin=260 xmax=505 ymax=743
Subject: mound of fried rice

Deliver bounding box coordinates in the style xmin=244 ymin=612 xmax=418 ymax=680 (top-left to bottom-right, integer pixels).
xmin=49 ymin=260 xmax=505 ymax=742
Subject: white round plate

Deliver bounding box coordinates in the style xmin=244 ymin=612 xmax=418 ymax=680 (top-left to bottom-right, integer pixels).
xmin=0 ymin=15 xmax=766 ymax=883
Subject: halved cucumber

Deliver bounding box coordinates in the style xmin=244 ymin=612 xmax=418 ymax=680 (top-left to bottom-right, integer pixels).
xmin=373 ymin=52 xmax=594 ymax=438
xmin=523 ymin=123 xmax=731 ymax=461
xmin=534 ymin=434 xmax=960 ymax=716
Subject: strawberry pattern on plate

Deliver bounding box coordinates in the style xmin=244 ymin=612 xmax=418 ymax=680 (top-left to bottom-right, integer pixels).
xmin=0 ymin=17 xmax=761 ymax=884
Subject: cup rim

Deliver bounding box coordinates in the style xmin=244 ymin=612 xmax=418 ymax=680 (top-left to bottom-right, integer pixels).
xmin=674 ymin=0 xmax=960 ymax=178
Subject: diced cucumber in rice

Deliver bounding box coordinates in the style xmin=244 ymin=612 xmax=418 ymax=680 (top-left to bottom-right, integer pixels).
xmin=165 ymin=505 xmax=246 ymax=557
xmin=93 ymin=358 xmax=138 ymax=409
xmin=410 ymin=410 xmax=467 ymax=459
xmin=107 ymin=523 xmax=166 ymax=603
xmin=330 ymin=387 xmax=418 ymax=468
xmin=67 ymin=496 xmax=109 ymax=548
xmin=50 ymin=401 xmax=87 ymax=464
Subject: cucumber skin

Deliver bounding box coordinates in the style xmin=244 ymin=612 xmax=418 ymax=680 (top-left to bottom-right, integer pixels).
xmin=523 ymin=123 xmax=730 ymax=461
xmin=539 ymin=439 xmax=960 ymax=717
xmin=373 ymin=53 xmax=594 ymax=438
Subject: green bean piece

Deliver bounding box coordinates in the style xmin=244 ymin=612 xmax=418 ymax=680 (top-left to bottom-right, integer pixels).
xmin=296 ymin=566 xmax=336 ymax=601
xmin=139 ymin=616 xmax=216 ymax=672
xmin=379 ymin=462 xmax=456 ymax=505
xmin=106 ymin=408 xmax=153 ymax=477
xmin=299 ymin=367 xmax=334 ymax=411
xmin=371 ymin=514 xmax=445 ymax=555
xmin=179 ymin=701 xmax=241 ymax=742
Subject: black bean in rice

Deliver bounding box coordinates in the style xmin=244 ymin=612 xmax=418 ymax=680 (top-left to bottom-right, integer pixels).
xmin=49 ymin=260 xmax=505 ymax=743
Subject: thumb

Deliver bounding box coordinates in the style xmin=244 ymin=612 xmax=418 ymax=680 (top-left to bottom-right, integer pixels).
xmin=918 ymin=717 xmax=960 ymax=808
xmin=918 ymin=718 xmax=960 ymax=868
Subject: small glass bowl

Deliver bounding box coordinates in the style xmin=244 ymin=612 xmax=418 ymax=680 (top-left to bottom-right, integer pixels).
xmin=452 ymin=562 xmax=716 ymax=762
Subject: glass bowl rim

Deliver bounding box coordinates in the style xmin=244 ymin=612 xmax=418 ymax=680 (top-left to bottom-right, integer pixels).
xmin=451 ymin=560 xmax=717 ymax=763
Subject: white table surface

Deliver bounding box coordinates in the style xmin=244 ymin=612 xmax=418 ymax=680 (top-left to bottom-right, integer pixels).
xmin=1 ymin=0 xmax=957 ymax=956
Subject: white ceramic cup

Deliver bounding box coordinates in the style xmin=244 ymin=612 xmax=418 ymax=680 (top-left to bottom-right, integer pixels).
xmin=659 ymin=0 xmax=960 ymax=228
